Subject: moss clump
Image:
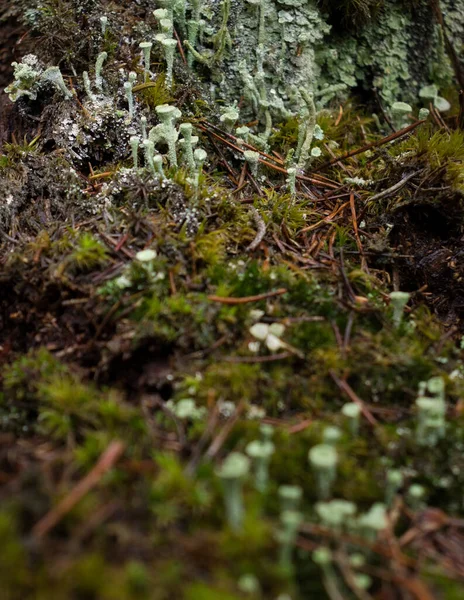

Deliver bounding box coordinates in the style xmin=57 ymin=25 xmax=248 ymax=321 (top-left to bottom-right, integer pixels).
xmin=1 ymin=0 xmax=464 ymax=598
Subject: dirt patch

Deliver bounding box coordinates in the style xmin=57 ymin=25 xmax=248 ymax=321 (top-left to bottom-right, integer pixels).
xmin=391 ymin=204 xmax=464 ymax=330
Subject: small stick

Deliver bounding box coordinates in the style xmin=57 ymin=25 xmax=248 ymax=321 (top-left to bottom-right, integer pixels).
xmin=173 ymin=28 xmax=187 ymax=65
xmin=199 ymin=122 xmax=284 ymax=165
xmin=233 ymin=181 xmax=249 ymax=194
xmin=224 ymin=352 xmax=292 ymax=363
xmin=349 ymin=192 xmax=368 ymax=271
xmin=374 ymin=88 xmax=396 ymax=133
xmin=114 ymin=233 xmax=129 ymax=251
xmin=357 ymin=115 xmax=368 ymax=144
xmin=168 ymin=269 xmax=177 ymax=295
xmin=185 ymin=403 xmax=221 ymax=475
xmin=314 ymin=120 xmax=425 ymax=171
xmin=343 ymin=312 xmax=354 ymax=351
xmin=300 ymin=201 xmax=351 ymax=233
xmin=32 ymin=441 xmax=125 ymax=539
xmin=198 ymin=123 xmax=339 ymax=188
xmin=335 ymin=549 xmax=375 ymax=600
xmin=207 ymin=288 xmax=287 ymax=304
xmin=206 ymin=401 xmax=246 ymax=459
xmin=204 ymin=130 xmax=239 ymax=183
xmin=258 ymin=157 xmax=339 ymax=188
xmin=237 ymin=162 xmax=247 ymax=190
xmin=429 ymin=101 xmax=449 ymax=132
xmin=246 ymin=207 xmax=266 ymax=251
xmin=288 ymin=419 xmax=313 ymax=434
xmin=330 ymin=370 xmax=378 ymax=427
xmin=367 ymin=171 xmax=417 ymax=203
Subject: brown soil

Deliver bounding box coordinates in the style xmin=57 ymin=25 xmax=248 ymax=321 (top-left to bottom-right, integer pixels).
xmin=0 ymin=6 xmax=27 ymax=146
xmin=392 ymin=204 xmax=464 ymax=332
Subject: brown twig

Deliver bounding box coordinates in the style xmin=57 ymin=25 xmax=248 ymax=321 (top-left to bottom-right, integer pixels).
xmin=199 ymin=121 xmax=284 ymax=165
xmin=223 ymin=352 xmax=292 ymax=363
xmin=367 ymin=171 xmax=418 ymax=203
xmin=258 ymin=157 xmax=339 ymax=188
xmin=114 ymin=233 xmax=129 ymax=252
xmin=297 ymin=525 xmax=417 ymax=568
xmin=330 ymin=370 xmax=379 ymax=427
xmin=300 ymin=201 xmax=351 ymax=233
xmin=198 ymin=122 xmax=339 ymax=188
xmin=207 ymin=288 xmax=287 ymax=304
xmin=335 ymin=105 xmax=343 ymax=127
xmin=429 ymin=101 xmax=450 ymax=132
xmin=350 ymin=192 xmax=368 ymax=271
xmin=185 ymin=403 xmax=221 ymax=475
xmin=237 ymin=162 xmax=248 ymax=190
xmin=89 ymin=172 xmax=113 ymax=180
xmin=288 ymin=419 xmax=313 ymax=434
xmin=168 ymin=269 xmax=177 ymax=295
xmin=373 ymin=88 xmax=396 ymax=133
xmin=314 ymin=120 xmax=425 ymax=171
xmin=204 ymin=130 xmax=239 ymax=184
xmin=173 ymin=28 xmax=187 ymax=65
xmin=335 ymin=549 xmax=375 ymax=600
xmin=205 ymin=401 xmax=246 ymax=459
xmin=32 ymin=441 xmax=125 ymax=539
xmin=337 ymin=247 xmax=356 ymax=303
xmin=99 ymin=232 xmax=134 ymax=259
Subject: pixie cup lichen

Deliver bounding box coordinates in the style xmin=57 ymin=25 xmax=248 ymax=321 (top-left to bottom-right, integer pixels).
xmin=308 ymin=444 xmax=338 ymax=500
xmin=216 ymin=452 xmax=250 ymax=531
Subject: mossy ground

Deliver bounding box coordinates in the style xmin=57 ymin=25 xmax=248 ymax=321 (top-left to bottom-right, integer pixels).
xmin=1 ymin=1 xmax=464 ymax=599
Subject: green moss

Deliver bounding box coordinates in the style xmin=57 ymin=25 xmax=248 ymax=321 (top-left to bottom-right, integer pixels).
xmin=1 ymin=1 xmax=464 ymax=597
xmin=65 ymin=232 xmax=109 ymax=273
xmin=0 ymin=512 xmax=29 ymax=597
xmin=2 ymin=349 xmax=145 ymax=443
xmin=184 ymin=584 xmax=243 ymax=600
xmin=135 ymin=74 xmax=172 ymax=110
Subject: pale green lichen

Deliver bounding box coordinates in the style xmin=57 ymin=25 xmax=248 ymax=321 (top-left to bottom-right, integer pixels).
xmin=296 ymin=88 xmax=317 ymax=169
xmin=149 ymin=104 xmax=182 ymax=168
xmin=139 ymin=41 xmax=153 ymax=79
xmin=277 ymin=510 xmax=303 ymax=570
xmin=5 ymin=55 xmax=72 ymax=102
xmin=308 ymin=444 xmax=338 ymax=500
xmin=389 ymin=291 xmax=410 ymax=327
xmin=341 ymin=402 xmax=361 ymax=436
xmin=130 ymin=136 xmax=140 ymax=169
xmin=161 ymin=38 xmax=178 ymax=88
xmin=315 ymin=500 xmax=356 ymax=531
xmin=124 ymin=81 xmax=135 ymax=120
xmin=174 ymin=0 xmax=462 ymax=130
xmin=243 ymin=150 xmax=260 ymax=178
xmin=82 ymin=71 xmax=96 ymax=102
xmin=178 ymin=123 xmax=197 ymax=173
xmin=216 ymin=452 xmax=250 ymax=531
xmin=94 ymin=51 xmax=108 ymax=93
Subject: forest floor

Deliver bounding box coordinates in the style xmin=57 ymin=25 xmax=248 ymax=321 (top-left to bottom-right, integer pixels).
xmin=1 ymin=2 xmax=464 ymax=599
